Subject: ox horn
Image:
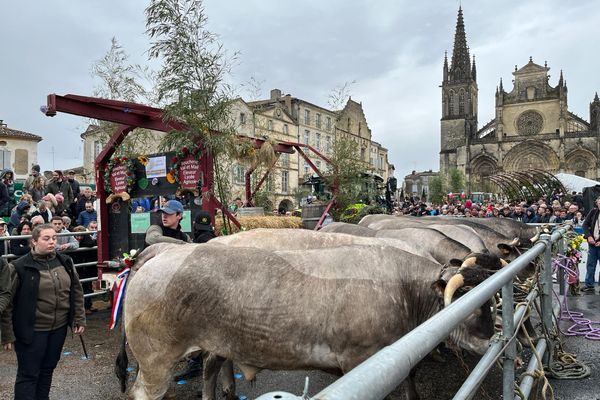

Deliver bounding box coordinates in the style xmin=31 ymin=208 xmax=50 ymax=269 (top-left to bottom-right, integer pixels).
xmin=509 ymin=237 xmax=520 ymax=247
xmin=444 ymin=273 xmax=465 ymax=307
xmin=460 ymin=256 xmax=477 ymax=270
xmin=500 ymin=259 xmax=508 ymax=268
xmin=530 ymin=228 xmax=541 ymax=243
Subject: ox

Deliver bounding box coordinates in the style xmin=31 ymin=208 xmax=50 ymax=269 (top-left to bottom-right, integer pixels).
xmin=117 ymin=240 xmax=501 ymax=400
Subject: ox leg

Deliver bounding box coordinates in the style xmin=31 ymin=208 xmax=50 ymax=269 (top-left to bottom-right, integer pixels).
xmin=403 ymin=368 xmax=420 ymax=400
xmin=220 ymin=359 xmax=237 ymax=400
xmin=201 ymin=351 xmax=225 ymax=400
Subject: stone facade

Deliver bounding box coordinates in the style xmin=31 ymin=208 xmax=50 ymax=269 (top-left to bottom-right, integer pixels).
xmin=0 ymin=121 xmax=42 ymax=181
xmin=403 ymin=170 xmax=439 ymax=199
xmin=440 ymin=8 xmax=600 ymax=191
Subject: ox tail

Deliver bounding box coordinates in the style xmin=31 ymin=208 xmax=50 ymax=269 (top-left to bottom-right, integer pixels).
xmin=115 ymin=321 xmax=129 ymax=393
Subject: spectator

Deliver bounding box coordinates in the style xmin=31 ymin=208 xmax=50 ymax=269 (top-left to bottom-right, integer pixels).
xmin=522 ymin=208 xmax=540 ymax=223
xmin=87 ymin=220 xmax=98 ymax=240
xmin=23 ymin=164 xmax=45 ymax=194
xmin=50 ymin=216 xmax=79 ymax=252
xmin=573 ymin=211 xmax=585 ymax=228
xmin=145 ymin=200 xmax=191 ymax=246
xmin=0 ymin=220 xmax=10 ymax=258
xmin=0 ymin=179 xmax=8 ymax=218
xmin=30 ymin=215 xmax=45 ymax=228
xmin=8 ymin=201 xmax=31 ymax=233
xmin=31 ymin=200 xmax=53 ymax=223
xmin=54 ymin=193 xmax=68 ymax=217
xmin=45 ymin=170 xmax=74 ymax=208
xmin=61 ymin=216 xmax=72 ymax=232
xmin=0 ymin=170 xmax=16 ymax=217
xmin=75 ymin=187 xmax=96 ymax=217
xmin=66 ymin=171 xmax=80 ymax=218
xmin=10 ymin=221 xmax=32 ymax=258
xmin=582 ymin=196 xmax=600 ymax=293
xmin=192 ymin=211 xmax=216 ymax=244
xmin=76 ymin=201 xmax=97 ymax=228
xmin=28 ymin=176 xmax=46 ymax=203
xmin=0 ymin=223 xmax=85 ymax=399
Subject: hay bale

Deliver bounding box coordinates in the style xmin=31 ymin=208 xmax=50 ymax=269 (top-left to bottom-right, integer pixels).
xmin=214 ymin=216 xmax=303 ymax=235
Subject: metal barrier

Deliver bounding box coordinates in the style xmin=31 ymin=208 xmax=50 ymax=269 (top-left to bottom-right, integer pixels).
xmin=256 ymin=224 xmax=571 ymax=400
xmin=0 ymin=231 xmax=107 ymax=299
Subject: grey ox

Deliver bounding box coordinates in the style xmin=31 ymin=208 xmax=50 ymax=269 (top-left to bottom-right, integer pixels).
xmin=117 ymin=238 xmax=501 ymax=400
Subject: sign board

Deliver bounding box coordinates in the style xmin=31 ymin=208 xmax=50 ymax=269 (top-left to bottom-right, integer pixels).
xmin=110 ymin=164 xmax=129 ymax=194
xmin=130 ymin=212 xmax=151 ymax=234
xmin=178 ymin=156 xmax=202 ymax=190
xmin=146 ymin=156 xmax=167 ymax=178
xmin=181 ymin=210 xmax=192 ymax=232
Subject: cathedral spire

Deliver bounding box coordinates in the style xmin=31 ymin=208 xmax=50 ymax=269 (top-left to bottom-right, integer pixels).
xmin=449 ymin=6 xmax=471 ymax=82
xmin=595 ymin=92 xmax=599 ymax=102
xmin=559 ymin=70 xmax=564 ymax=86
xmin=471 ymin=54 xmax=477 ymax=81
xmin=443 ymin=51 xmax=449 ymax=82
xmin=499 ymin=78 xmax=503 ymax=92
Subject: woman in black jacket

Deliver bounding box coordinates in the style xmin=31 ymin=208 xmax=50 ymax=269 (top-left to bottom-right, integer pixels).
xmin=10 ymin=221 xmax=32 ymax=258
xmin=1 ymin=223 xmax=86 ymax=399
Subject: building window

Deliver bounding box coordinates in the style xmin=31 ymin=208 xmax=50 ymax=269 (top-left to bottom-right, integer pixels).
xmin=283 ymin=124 xmax=288 ymax=135
xmin=267 ymin=119 xmax=273 ymax=130
xmin=459 ymin=90 xmax=465 ymax=115
xmin=0 ymin=148 xmax=11 ymax=170
xmin=14 ymin=149 xmax=28 ymax=175
xmin=449 ymin=90 xmax=455 ymax=116
xmin=316 ymin=113 xmax=321 ymax=128
xmin=315 ymin=160 xmax=321 ymax=171
xmin=93 ymin=140 xmax=102 ymax=160
xmin=326 ymin=136 xmax=332 ymax=153
xmin=233 ymin=164 xmax=245 ymax=184
xmin=281 ymin=170 xmax=289 ymax=193
xmin=315 ymin=133 xmax=321 ymax=150
xmin=304 ymin=161 xmax=310 ymax=175
xmin=326 ymin=117 xmax=331 ymax=131
xmin=360 ymin=147 xmax=365 ymax=161
xmin=370 ymin=156 xmax=374 ymax=166
xmin=347 ymin=117 xmax=351 ymax=131
xmin=304 ymin=130 xmax=310 ymax=145
xmin=265 ymin=173 xmax=273 ymax=192
xmin=240 ymin=112 xmax=247 ymax=125
xmin=304 ymin=109 xmax=310 ymax=125
xmin=280 ymin=153 xmax=290 ymax=168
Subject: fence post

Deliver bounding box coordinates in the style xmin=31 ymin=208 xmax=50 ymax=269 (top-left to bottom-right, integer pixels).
xmin=539 ymin=233 xmax=554 ymax=366
xmin=557 ymin=236 xmax=565 ymax=296
xmin=502 ymin=279 xmax=516 ymax=400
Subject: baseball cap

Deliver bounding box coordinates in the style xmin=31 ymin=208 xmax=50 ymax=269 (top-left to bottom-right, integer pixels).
xmin=0 ymin=220 xmax=6 ymax=225
xmin=159 ymin=200 xmax=184 ymax=215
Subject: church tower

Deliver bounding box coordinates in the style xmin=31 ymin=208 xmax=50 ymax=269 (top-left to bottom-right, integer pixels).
xmin=440 ymin=7 xmax=478 ymax=175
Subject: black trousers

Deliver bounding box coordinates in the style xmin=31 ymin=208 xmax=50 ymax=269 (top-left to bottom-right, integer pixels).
xmin=14 ymin=325 xmax=68 ymax=400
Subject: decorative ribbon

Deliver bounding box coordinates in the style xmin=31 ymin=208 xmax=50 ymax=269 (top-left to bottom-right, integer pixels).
xmin=109 ymin=267 xmax=131 ymax=330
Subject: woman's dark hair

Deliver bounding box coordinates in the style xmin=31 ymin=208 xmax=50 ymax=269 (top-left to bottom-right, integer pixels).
xmin=16 ymin=221 xmax=33 ymax=235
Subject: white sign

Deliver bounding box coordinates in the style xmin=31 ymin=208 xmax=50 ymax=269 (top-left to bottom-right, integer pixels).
xmin=146 ymin=156 xmax=167 ymax=178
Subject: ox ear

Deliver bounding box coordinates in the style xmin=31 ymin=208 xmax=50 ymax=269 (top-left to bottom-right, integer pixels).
xmin=497 ymin=243 xmax=512 ymax=256
xmin=431 ymin=279 xmax=446 ymax=298
xmin=448 ymin=259 xmax=463 ymax=268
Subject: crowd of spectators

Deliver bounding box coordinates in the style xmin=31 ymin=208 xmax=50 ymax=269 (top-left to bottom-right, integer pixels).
xmin=393 ymin=190 xmax=588 ymax=227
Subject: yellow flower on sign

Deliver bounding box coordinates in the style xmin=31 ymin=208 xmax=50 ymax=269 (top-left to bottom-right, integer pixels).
xmin=138 ymin=155 xmax=149 ymax=166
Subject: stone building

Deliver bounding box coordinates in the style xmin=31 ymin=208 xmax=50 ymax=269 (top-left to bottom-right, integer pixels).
xmin=403 ymin=170 xmax=439 ymax=200
xmin=440 ymin=8 xmax=600 ymax=191
xmin=79 ymin=89 xmax=393 ymax=210
xmin=0 ymin=120 xmax=42 ymax=181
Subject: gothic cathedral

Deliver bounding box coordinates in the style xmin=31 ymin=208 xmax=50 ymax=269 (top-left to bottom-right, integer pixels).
xmin=440 ymin=7 xmax=600 ymax=191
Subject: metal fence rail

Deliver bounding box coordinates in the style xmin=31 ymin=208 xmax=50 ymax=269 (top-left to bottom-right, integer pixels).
xmin=257 ymin=225 xmax=571 ymax=400
xmin=0 ymin=231 xmax=107 ymax=299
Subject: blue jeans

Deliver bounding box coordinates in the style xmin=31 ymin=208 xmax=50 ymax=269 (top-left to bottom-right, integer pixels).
xmin=14 ymin=325 xmax=68 ymax=400
xmin=585 ymin=244 xmax=600 ymax=288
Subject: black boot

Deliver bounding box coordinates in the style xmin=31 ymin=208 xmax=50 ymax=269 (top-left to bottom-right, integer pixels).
xmin=173 ymin=355 xmax=203 ymax=381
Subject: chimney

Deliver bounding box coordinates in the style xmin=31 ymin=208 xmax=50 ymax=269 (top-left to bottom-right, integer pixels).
xmin=270 ymin=88 xmax=282 ymax=100
xmin=283 ymin=94 xmax=292 ymax=113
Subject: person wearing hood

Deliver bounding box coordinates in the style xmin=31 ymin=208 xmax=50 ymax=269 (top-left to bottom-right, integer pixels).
xmin=522 ymin=207 xmax=540 ymax=223
xmin=10 ymin=221 xmax=32 ymax=258
xmin=0 ymin=170 xmax=16 ymax=217
xmin=8 ymin=201 xmax=31 ymax=233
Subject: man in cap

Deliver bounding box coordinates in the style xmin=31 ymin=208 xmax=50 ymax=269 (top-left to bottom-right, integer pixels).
xmin=192 ymin=210 xmax=215 ymax=243
xmin=145 ymin=199 xmax=191 ymax=246
xmin=582 ymin=196 xmax=600 ymax=293
xmin=23 ymin=165 xmax=45 ymax=194
xmin=144 ymin=200 xmax=197 ymax=380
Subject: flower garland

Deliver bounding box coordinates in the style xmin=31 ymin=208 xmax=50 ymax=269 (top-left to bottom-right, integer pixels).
xmin=167 ymin=145 xmax=203 ymax=186
xmin=103 ymin=156 xmax=136 ymax=194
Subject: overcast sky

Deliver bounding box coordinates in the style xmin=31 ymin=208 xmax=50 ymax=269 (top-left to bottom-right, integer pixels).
xmin=1 ymin=1 xmax=599 ymax=181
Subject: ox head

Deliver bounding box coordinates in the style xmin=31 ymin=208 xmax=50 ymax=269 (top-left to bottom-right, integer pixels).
xmin=432 ymin=254 xmax=505 ymax=354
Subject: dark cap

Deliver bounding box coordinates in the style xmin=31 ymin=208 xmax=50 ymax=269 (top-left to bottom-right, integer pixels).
xmin=159 ymin=200 xmax=184 ymax=215
xmin=194 ymin=210 xmax=212 ymax=231
xmin=68 ymin=170 xmax=75 ymax=174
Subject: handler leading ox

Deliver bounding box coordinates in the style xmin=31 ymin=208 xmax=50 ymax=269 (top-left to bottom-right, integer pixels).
xmin=120 ymin=242 xmax=499 ymax=400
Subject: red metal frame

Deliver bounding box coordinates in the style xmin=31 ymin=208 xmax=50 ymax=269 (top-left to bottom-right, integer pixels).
xmin=44 ymin=94 xmax=339 ymax=267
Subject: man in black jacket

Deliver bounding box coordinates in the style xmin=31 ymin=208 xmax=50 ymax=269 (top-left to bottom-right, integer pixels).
xmin=582 ymin=196 xmax=600 ymax=293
